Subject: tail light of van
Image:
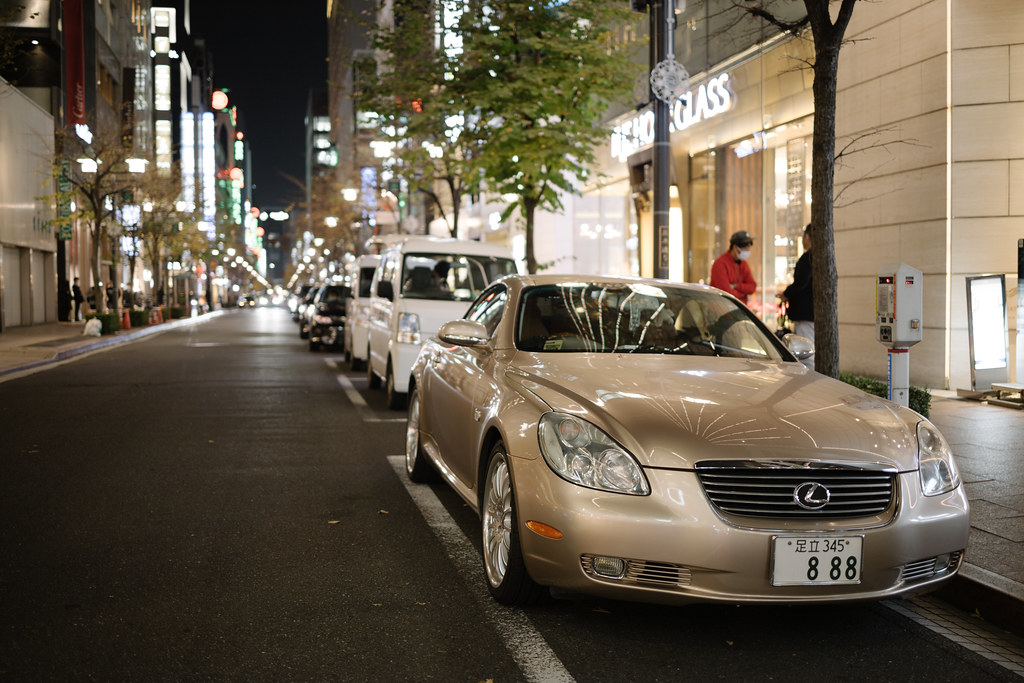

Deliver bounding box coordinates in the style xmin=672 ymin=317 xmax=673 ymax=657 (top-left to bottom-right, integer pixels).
xmin=398 ymin=313 xmax=421 ymax=344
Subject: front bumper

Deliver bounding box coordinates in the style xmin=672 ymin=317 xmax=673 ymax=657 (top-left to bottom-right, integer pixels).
xmin=511 ymin=459 xmax=970 ymax=605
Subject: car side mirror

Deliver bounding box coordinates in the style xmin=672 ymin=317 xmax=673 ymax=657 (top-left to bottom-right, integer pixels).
xmin=438 ymin=319 xmax=489 ymax=347
xmin=377 ymin=281 xmax=393 ymax=301
xmin=784 ymin=333 xmax=814 ymax=360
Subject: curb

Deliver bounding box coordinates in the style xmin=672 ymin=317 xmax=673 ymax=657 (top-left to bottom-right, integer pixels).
xmin=938 ymin=563 xmax=1024 ymax=638
xmin=0 ymin=311 xmax=224 ymax=378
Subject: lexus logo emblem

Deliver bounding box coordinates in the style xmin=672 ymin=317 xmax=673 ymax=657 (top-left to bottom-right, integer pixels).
xmin=794 ymin=482 xmax=831 ymax=510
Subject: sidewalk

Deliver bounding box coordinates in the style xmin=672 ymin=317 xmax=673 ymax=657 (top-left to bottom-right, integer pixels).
xmin=1 ymin=319 xmax=1021 ymax=633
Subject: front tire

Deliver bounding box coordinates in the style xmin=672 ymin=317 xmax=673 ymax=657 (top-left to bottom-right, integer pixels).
xmin=481 ymin=442 xmax=547 ymax=605
xmin=386 ymin=363 xmax=407 ymax=410
xmin=405 ymin=390 xmax=435 ymax=483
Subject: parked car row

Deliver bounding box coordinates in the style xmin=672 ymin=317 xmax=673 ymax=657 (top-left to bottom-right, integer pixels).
xmin=288 ymin=282 xmax=351 ymax=352
xmin=312 ymin=237 xmax=971 ymax=611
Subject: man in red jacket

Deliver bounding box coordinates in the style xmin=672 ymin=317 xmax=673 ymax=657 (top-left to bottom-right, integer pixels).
xmin=710 ymin=230 xmax=757 ymax=304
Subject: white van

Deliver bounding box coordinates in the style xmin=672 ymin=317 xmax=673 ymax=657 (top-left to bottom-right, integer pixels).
xmin=343 ymin=254 xmax=381 ymax=370
xmin=367 ymin=236 xmax=520 ymax=409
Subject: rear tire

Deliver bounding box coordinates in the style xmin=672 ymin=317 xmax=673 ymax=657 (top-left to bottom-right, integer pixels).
xmin=481 ymin=442 xmax=547 ymax=605
xmin=405 ymin=390 xmax=435 ymax=482
xmin=309 ymin=337 xmax=320 ymax=351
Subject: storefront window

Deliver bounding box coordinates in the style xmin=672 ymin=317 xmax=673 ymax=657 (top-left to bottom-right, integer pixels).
xmin=674 ymin=0 xmax=806 ymax=74
xmin=688 ymin=116 xmax=812 ymax=328
xmin=573 ymin=180 xmax=636 ymax=277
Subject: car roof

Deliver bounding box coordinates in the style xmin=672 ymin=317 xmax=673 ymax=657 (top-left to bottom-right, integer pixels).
xmin=381 ymin=236 xmax=515 ymax=258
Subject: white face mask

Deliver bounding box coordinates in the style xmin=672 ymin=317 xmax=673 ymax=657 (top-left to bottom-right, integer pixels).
xmin=738 ymin=249 xmax=751 ymax=261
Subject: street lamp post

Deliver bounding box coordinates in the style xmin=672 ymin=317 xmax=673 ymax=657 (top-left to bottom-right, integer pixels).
xmin=632 ymin=0 xmax=688 ymax=281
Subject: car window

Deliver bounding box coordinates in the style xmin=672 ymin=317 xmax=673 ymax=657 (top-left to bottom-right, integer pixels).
xmin=401 ymin=253 xmax=517 ymax=302
xmin=375 ymin=255 xmax=397 ymax=294
xmin=515 ymin=283 xmax=787 ymax=360
xmin=357 ymin=267 xmax=375 ymax=298
xmin=464 ymin=286 xmax=507 ymax=337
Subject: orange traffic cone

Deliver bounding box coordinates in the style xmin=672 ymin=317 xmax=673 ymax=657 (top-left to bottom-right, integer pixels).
xmin=121 ymin=308 xmax=131 ymax=330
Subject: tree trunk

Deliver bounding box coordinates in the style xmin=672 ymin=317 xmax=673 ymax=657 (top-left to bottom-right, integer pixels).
xmin=805 ymin=0 xmax=856 ymax=378
xmin=809 ymin=46 xmax=840 ymax=377
xmin=524 ymin=196 xmax=538 ymax=274
xmin=90 ymin=225 xmax=107 ymax=315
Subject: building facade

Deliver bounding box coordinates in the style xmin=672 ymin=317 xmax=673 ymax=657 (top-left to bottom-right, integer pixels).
xmin=533 ymin=0 xmax=1022 ymax=392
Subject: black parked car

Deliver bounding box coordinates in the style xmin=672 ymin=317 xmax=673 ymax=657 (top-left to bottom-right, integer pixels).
xmin=307 ymin=283 xmax=351 ymax=351
xmin=298 ymin=285 xmax=322 ymax=339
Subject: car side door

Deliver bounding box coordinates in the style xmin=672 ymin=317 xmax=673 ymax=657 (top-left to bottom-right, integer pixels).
xmin=424 ymin=285 xmax=508 ymax=490
xmin=367 ymin=254 xmax=397 ymax=375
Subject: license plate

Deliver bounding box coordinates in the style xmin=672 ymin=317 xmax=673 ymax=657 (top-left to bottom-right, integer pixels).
xmin=772 ymin=535 xmax=863 ymax=586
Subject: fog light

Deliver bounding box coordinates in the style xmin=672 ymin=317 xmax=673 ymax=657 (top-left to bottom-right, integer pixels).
xmin=591 ymin=556 xmax=627 ymax=579
xmin=935 ymin=553 xmax=951 ymax=572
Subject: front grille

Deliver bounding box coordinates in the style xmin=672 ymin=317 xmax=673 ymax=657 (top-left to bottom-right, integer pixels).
xmin=695 ymin=461 xmax=896 ymax=519
xmin=581 ymin=555 xmax=692 ymax=588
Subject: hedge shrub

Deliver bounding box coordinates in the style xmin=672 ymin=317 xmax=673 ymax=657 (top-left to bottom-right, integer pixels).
xmin=839 ymin=372 xmax=931 ymax=418
xmin=129 ymin=310 xmax=149 ymax=327
xmin=84 ymin=312 xmax=121 ymax=334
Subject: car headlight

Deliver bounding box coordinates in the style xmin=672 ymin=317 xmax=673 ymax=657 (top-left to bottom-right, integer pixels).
xmin=397 ymin=313 xmax=421 ymax=344
xmin=917 ymin=419 xmax=960 ymax=496
xmin=538 ymin=413 xmax=649 ymax=495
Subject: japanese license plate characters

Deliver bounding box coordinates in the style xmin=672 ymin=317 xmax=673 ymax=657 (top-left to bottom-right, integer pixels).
xmin=772 ymin=536 xmax=864 ymax=586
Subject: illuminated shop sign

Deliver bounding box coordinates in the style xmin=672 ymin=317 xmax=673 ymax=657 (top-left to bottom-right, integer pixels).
xmin=611 ymin=72 xmax=734 ymax=162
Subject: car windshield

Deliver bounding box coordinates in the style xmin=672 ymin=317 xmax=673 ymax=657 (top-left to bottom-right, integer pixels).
xmin=401 ymin=253 xmax=518 ymax=302
xmin=515 ymin=283 xmax=788 ymax=360
xmin=318 ymin=285 xmax=350 ymax=303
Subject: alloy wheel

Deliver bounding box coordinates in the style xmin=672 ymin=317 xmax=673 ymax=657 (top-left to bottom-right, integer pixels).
xmin=482 ymin=452 xmax=512 ymax=588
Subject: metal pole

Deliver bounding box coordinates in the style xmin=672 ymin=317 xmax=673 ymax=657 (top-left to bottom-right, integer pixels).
xmin=1017 ymin=238 xmax=1023 ymax=382
xmin=652 ymin=0 xmax=670 ymax=280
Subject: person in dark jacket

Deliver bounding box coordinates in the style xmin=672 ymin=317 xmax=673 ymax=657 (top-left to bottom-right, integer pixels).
xmin=72 ymin=277 xmax=85 ymax=321
xmin=781 ymin=224 xmax=813 ymax=342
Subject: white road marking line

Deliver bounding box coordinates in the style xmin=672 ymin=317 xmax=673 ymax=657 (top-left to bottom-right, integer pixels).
xmin=387 ymin=455 xmax=575 ymax=683
xmin=329 ymin=362 xmax=405 ymax=423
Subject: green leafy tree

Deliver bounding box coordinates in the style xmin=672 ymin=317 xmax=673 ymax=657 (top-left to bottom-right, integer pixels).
xmin=59 ymin=128 xmax=140 ymax=314
xmin=457 ymin=0 xmax=637 ymax=272
xmin=359 ymin=1 xmax=488 ymax=238
xmin=284 ymin=171 xmax=361 ymax=258
xmin=130 ymin=163 xmax=202 ymax=306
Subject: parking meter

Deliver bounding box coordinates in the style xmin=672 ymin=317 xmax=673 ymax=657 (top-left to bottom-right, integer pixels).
xmin=876 ymin=264 xmax=923 ymax=406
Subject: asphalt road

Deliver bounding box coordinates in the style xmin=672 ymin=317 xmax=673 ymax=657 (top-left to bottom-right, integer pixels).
xmin=1 ymin=307 xmax=1019 ymax=681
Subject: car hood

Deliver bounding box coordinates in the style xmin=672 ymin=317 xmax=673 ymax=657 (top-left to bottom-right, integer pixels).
xmin=506 ymin=354 xmax=921 ymax=471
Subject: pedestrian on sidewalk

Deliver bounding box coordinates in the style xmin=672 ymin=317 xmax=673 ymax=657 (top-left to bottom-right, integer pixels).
xmin=72 ymin=277 xmax=85 ymax=321
xmin=710 ymin=230 xmax=757 ymax=304
xmin=780 ymin=224 xmax=814 ymax=342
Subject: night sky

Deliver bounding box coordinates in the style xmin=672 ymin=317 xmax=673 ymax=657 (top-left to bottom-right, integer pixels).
xmin=190 ymin=1 xmax=328 ymax=210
